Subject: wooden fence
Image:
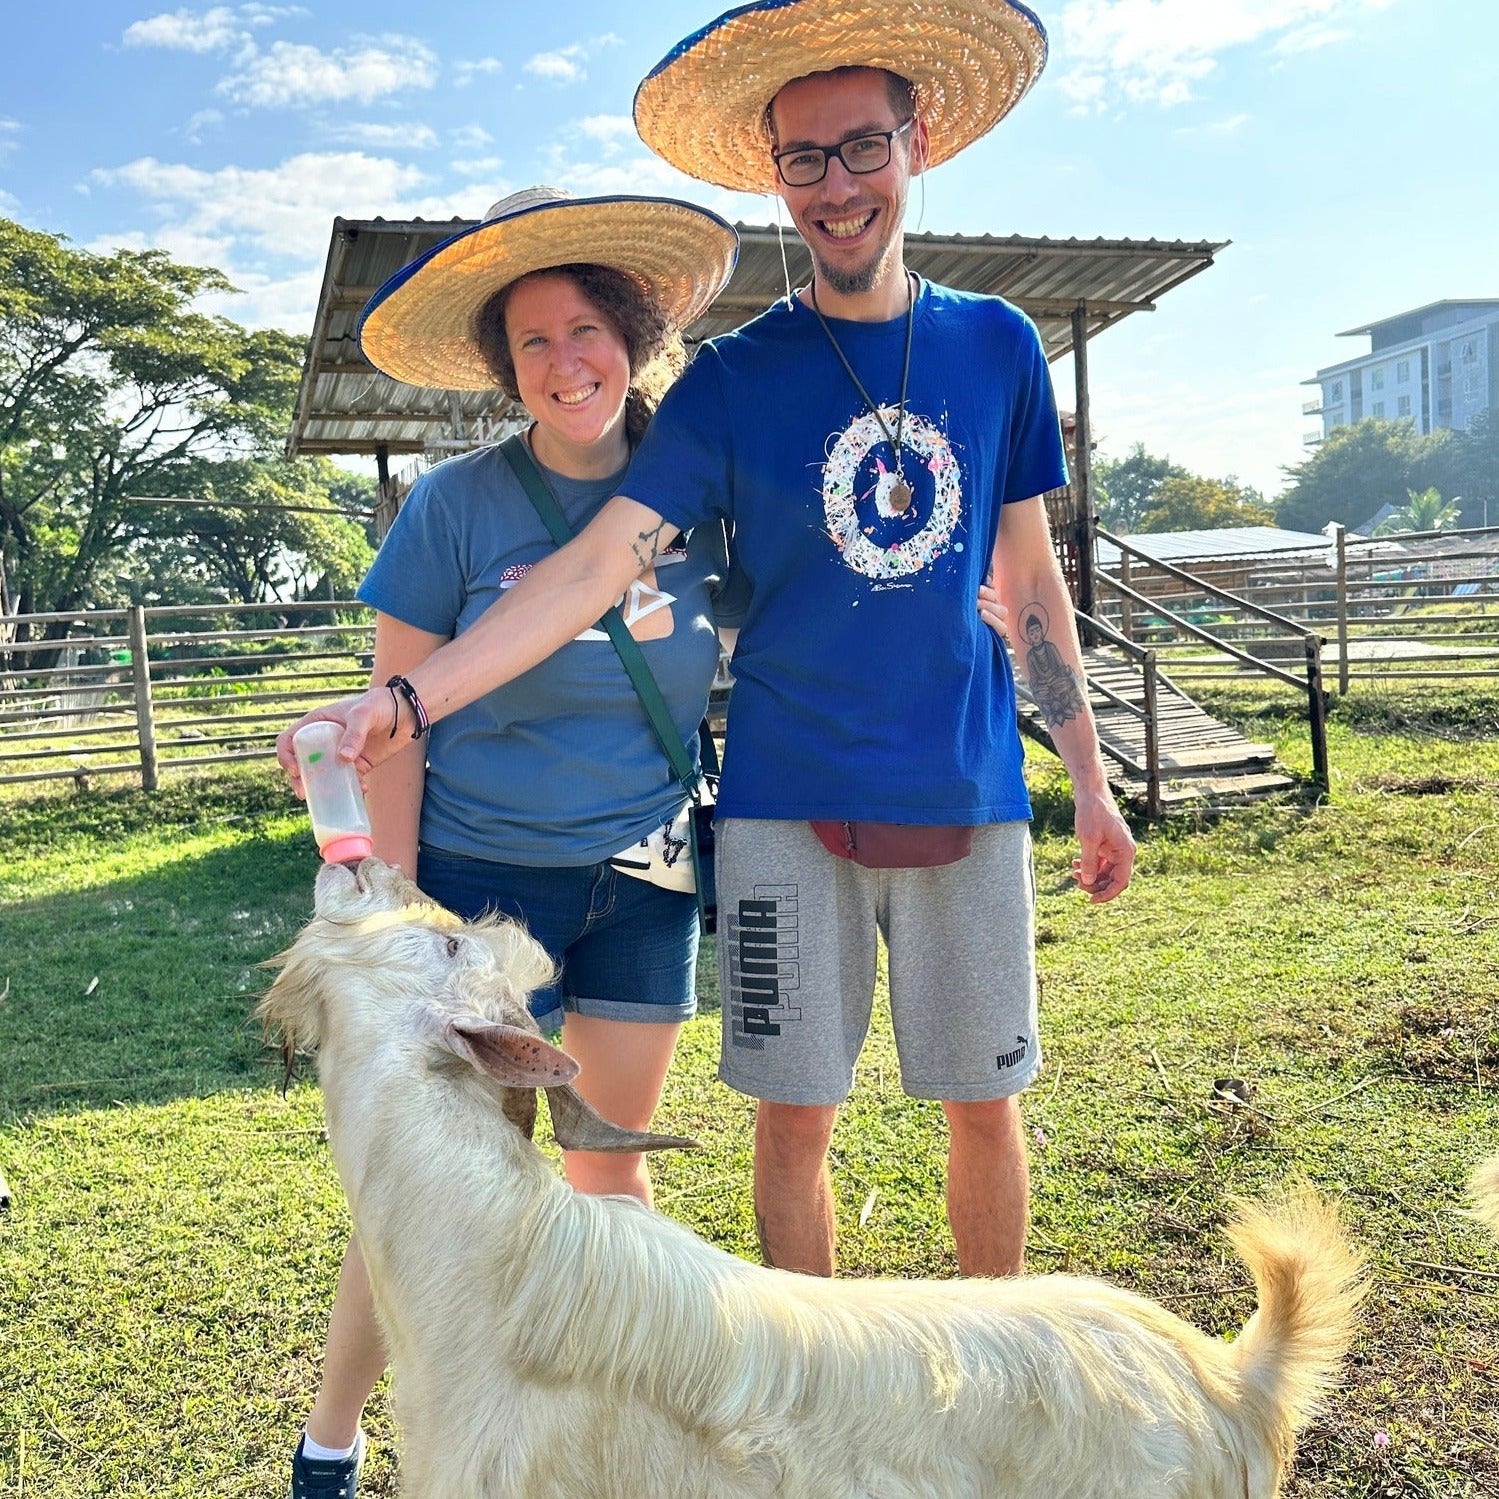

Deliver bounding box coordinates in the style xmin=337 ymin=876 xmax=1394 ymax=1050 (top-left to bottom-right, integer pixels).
xmin=0 ymin=602 xmax=373 ymax=789
xmin=1096 ymin=522 xmax=1499 ymax=694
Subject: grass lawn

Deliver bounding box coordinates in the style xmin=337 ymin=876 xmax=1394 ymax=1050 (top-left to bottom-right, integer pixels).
xmin=2 ymin=686 xmax=1497 ymax=1497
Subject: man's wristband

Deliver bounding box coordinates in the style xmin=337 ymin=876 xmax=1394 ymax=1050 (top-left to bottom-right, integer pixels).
xmin=385 ymin=675 xmax=431 ymax=740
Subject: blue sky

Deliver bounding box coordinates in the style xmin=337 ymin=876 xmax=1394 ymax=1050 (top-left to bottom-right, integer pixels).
xmin=2 ymin=1 xmax=1495 ymax=497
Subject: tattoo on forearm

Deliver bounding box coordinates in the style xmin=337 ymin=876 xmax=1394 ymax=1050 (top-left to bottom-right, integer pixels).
xmin=1019 ymin=604 xmax=1086 ymax=729
xmin=629 ymin=518 xmax=671 ymax=571
xmin=755 ymin=1208 xmax=777 ymax=1269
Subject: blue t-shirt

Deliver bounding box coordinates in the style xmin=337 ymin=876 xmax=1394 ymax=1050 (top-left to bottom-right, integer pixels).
xmin=622 ymin=278 xmax=1067 ymax=825
xmin=359 ymin=443 xmax=739 ymax=865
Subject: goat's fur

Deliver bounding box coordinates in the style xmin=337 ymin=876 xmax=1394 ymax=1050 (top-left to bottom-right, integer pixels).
xmin=1472 ymin=1154 xmax=1499 ymax=1236
xmin=261 ymin=858 xmax=1367 ymax=1499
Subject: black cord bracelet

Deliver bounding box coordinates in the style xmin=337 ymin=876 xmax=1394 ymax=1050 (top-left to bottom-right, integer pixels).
xmin=385 ymin=675 xmax=431 ymax=740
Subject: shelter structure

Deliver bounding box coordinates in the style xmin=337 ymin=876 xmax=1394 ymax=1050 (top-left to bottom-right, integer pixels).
xmin=287 ymin=218 xmax=1225 ymax=611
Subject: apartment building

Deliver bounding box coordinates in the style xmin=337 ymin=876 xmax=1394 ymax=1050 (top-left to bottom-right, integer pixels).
xmin=1303 ymin=299 xmax=1498 ymax=446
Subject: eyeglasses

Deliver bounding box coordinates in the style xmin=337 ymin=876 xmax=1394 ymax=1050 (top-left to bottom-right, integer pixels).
xmin=772 ymin=119 xmax=915 ymax=188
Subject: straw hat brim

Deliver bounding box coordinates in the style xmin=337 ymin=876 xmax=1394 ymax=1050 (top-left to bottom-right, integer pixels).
xmin=634 ymin=0 xmax=1049 ymax=194
xmin=358 ymin=196 xmax=739 ymax=391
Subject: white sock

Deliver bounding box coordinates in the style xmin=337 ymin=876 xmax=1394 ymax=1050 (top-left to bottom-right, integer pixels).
xmin=301 ymin=1431 xmax=359 ymax=1463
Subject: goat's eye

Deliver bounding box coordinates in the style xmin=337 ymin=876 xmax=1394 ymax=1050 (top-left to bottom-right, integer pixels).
xmin=445 ymin=936 xmax=462 ymax=958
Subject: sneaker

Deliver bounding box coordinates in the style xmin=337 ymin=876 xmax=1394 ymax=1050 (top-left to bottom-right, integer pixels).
xmin=290 ymin=1430 xmax=365 ymax=1499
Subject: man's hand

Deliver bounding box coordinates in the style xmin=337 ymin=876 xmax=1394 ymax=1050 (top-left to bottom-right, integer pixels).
xmin=1071 ymin=789 xmax=1136 ymax=904
xmin=275 ymin=688 xmax=403 ymax=796
xmin=977 ymin=582 xmax=1010 ymax=642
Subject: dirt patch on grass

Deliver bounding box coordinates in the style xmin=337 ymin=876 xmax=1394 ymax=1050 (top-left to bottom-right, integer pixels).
xmin=1370 ymin=999 xmax=1499 ymax=1084
xmin=1357 ymin=771 xmax=1499 ymax=796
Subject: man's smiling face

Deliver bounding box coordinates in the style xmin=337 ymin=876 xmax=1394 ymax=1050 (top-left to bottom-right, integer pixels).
xmin=770 ymin=67 xmax=927 ymax=301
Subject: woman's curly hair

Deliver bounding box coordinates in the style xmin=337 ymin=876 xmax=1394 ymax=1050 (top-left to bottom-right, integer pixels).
xmin=473 ymin=264 xmax=686 ymax=448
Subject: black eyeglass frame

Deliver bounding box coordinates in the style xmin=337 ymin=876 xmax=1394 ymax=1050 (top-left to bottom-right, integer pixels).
xmin=771 ymin=118 xmax=916 ymax=188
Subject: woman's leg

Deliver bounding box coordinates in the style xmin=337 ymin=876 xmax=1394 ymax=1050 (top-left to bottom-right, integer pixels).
xmin=557 ymin=1014 xmax=683 ymax=1205
xmin=303 ymin=1235 xmax=388 ymax=1449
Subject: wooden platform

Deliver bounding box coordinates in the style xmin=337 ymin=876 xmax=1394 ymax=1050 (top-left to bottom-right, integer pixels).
xmin=1014 ymin=646 xmax=1298 ymax=810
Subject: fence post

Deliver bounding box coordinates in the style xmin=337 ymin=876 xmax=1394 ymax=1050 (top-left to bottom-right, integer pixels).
xmin=1142 ymin=648 xmax=1161 ymax=819
xmin=1119 ymin=550 xmax=1134 ymax=642
xmin=128 ymin=605 xmax=159 ymax=792
xmin=1333 ymin=524 xmax=1349 ymax=695
xmin=1305 ymin=633 xmax=1329 ymax=795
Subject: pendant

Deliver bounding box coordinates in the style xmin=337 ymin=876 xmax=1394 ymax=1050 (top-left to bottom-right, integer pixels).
xmin=888 ymin=478 xmax=913 ymax=514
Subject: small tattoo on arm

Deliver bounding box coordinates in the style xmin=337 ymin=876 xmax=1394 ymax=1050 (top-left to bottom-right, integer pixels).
xmin=1020 ymin=605 xmax=1086 ymax=729
xmin=755 ymin=1209 xmax=777 ymax=1269
xmin=629 ymin=518 xmax=671 ymax=571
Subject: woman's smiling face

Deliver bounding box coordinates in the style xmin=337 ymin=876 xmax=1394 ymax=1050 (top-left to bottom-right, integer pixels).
xmin=504 ymin=271 xmax=632 ymax=467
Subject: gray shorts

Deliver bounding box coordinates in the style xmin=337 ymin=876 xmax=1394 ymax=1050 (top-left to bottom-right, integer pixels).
xmin=715 ymin=818 xmax=1041 ymax=1105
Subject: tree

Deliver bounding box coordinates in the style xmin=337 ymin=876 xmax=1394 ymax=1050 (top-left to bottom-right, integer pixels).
xmin=0 ymin=217 xmax=368 ymax=643
xmin=1094 ymin=444 xmax=1190 ymax=532
xmin=1373 ymin=486 xmax=1461 ymax=536
xmin=1275 ymin=418 xmax=1453 ymax=533
xmin=1446 ymin=408 xmax=1499 ymax=530
xmin=1136 ymin=475 xmax=1275 ymax=533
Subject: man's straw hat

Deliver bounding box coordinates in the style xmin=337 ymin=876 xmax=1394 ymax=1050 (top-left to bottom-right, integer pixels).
xmin=359 ymin=187 xmax=739 ymax=391
xmin=634 ymin=0 xmax=1049 ymax=195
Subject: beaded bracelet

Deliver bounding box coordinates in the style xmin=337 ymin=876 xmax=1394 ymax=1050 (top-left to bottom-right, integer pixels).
xmin=385 ymin=674 xmax=431 ymax=740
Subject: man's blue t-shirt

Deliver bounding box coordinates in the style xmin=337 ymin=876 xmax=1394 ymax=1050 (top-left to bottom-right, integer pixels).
xmin=622 ymin=278 xmax=1068 ymax=825
xmin=359 ymin=443 xmax=736 ymax=865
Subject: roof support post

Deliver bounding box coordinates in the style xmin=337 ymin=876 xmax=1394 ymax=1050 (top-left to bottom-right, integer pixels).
xmin=1070 ymin=303 xmax=1097 ymax=628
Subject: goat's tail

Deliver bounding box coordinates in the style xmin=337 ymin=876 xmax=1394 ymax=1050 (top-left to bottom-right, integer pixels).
xmin=1470 ymin=1155 xmax=1499 ymax=1236
xmin=1223 ymin=1188 xmax=1367 ymax=1468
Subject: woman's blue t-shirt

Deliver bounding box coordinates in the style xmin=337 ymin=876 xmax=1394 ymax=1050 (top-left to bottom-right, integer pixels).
xmin=359 ymin=443 xmax=736 ymax=865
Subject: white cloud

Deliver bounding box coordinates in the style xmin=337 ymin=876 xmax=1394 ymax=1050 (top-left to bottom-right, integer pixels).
xmin=1174 ymin=112 xmax=1251 ymax=136
xmin=1055 ymin=0 xmax=1398 ymax=111
xmin=0 ymin=117 xmax=20 ymax=163
xmin=523 ymin=32 xmax=623 ymax=87
xmin=0 ymin=187 xmax=21 ymax=216
xmin=123 ymin=6 xmax=246 ymax=52
xmin=570 ymin=115 xmax=635 ymax=158
xmin=327 ymin=121 xmax=440 ymax=150
xmin=452 ymin=156 xmax=503 ymax=178
xmin=453 ymin=57 xmax=503 ymax=87
xmin=91 ymin=151 xmax=433 ymax=262
xmin=219 ymin=36 xmax=437 ymax=108
xmin=451 ymin=124 xmax=494 ymax=150
xmin=184 ymin=108 xmax=225 ymax=143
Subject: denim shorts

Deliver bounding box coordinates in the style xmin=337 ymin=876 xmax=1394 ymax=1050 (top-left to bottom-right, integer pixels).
xmin=416 ymin=845 xmax=699 ymax=1034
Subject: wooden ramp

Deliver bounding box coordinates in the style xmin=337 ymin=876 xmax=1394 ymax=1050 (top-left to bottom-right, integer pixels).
xmin=1014 ymin=646 xmax=1297 ymax=810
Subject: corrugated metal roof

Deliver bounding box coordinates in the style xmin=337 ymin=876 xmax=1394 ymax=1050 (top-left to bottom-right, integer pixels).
xmin=286 ymin=218 xmax=1225 ymax=459
xmin=1096 ymin=526 xmax=1330 ymax=568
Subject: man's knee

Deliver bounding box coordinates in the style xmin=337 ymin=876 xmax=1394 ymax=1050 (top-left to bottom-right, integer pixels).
xmin=756 ymin=1100 xmax=838 ymax=1170
xmin=942 ymin=1094 xmax=1023 ymax=1145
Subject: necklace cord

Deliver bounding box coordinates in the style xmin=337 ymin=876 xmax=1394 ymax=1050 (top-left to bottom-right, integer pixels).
xmin=808 ymin=272 xmax=916 ymax=480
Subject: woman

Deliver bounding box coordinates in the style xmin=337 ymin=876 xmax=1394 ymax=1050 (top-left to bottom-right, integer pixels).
xmin=284 ymin=186 xmax=739 ymax=1499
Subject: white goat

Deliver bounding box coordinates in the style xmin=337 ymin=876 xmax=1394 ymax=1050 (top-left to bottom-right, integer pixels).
xmin=1472 ymin=1155 xmax=1499 ymax=1236
xmin=261 ymin=858 xmax=1367 ymax=1499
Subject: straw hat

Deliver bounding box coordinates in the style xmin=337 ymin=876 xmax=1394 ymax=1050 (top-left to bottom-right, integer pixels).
xmin=358 ymin=187 xmax=739 ymax=390
xmin=634 ymin=0 xmax=1049 ymax=194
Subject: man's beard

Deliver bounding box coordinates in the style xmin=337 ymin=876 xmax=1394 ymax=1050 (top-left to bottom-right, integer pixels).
xmin=807 ymin=212 xmax=902 ymax=297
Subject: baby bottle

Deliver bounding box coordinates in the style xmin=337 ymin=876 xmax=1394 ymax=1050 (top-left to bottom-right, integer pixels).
xmin=292 ymin=721 xmax=373 ymax=863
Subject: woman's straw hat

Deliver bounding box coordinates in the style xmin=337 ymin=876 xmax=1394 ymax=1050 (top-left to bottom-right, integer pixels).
xmin=359 ymin=187 xmax=739 ymax=390
xmin=634 ymin=0 xmax=1049 ymax=194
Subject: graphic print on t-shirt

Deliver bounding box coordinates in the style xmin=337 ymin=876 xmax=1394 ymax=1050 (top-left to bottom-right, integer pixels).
xmin=498 ymin=544 xmax=687 ymax=642
xmin=822 ymin=406 xmax=963 ymax=581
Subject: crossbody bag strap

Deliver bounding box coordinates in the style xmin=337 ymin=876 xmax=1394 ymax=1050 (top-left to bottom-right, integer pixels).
xmin=498 ymin=433 xmax=702 ymax=796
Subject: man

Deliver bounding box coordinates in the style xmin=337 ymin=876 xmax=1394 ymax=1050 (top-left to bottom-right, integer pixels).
xmin=283 ymin=0 xmax=1135 ymax=1280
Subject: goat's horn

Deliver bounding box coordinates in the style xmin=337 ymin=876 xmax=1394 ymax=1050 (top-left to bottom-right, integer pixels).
xmin=544 ymin=1085 xmax=699 ymax=1154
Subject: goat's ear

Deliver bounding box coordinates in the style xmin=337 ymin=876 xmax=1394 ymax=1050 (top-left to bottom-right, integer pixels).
xmin=443 ymin=1016 xmax=581 ymax=1088
xmin=545 ymin=1085 xmax=700 ymax=1155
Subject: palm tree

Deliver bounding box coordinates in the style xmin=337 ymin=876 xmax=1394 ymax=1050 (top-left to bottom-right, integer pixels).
xmin=1374 ymin=486 xmax=1461 ymax=536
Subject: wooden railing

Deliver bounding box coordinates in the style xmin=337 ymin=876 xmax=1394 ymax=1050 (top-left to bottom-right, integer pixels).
xmin=1092 ymin=527 xmax=1330 ymax=791
xmin=0 ymin=602 xmax=373 ymax=789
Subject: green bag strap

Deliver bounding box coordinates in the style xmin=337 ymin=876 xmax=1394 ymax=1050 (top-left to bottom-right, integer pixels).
xmin=498 ymin=434 xmax=705 ymax=798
